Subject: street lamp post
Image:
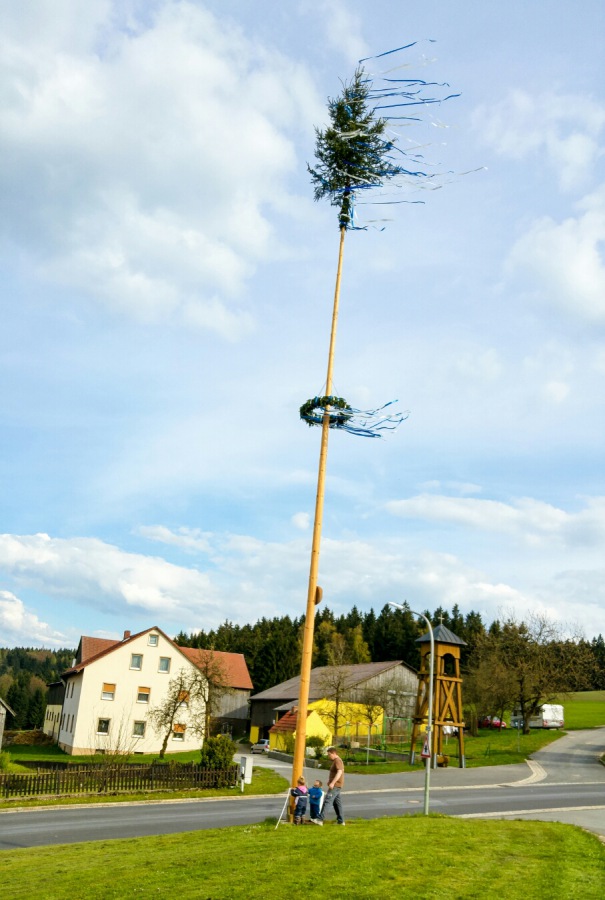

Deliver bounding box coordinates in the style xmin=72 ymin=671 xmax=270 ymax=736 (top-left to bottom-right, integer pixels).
xmin=389 ymin=602 xmax=434 ymax=816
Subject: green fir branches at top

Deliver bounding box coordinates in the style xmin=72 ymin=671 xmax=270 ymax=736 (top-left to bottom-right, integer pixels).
xmin=308 ymin=67 xmax=405 ymax=229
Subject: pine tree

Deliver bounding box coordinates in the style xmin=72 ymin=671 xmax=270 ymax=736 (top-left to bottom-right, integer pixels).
xmin=308 ymin=67 xmax=406 ymax=229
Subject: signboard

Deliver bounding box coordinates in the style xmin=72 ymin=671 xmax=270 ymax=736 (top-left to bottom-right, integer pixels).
xmin=421 ymin=739 xmax=431 ymax=759
xmin=240 ymin=755 xmax=253 ymax=785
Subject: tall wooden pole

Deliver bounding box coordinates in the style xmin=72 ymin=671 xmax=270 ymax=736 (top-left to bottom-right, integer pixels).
xmin=292 ymin=225 xmax=346 ymax=786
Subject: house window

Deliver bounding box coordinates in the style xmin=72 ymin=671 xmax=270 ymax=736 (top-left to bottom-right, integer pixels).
xmin=97 ymin=718 xmax=110 ymax=735
xmin=172 ymin=723 xmax=186 ymax=741
xmin=130 ymin=653 xmax=143 ymax=670
xmin=158 ymin=657 xmax=171 ymax=673
xmin=102 ymin=682 xmax=116 ymax=701
xmin=178 ymin=690 xmax=190 ymax=704
xmin=137 ymin=687 xmax=151 ymax=703
xmin=133 ymin=721 xmax=146 ymax=737
xmin=148 ymin=634 xmax=159 ymax=646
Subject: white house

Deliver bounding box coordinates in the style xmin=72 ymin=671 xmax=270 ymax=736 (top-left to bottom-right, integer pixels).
xmin=44 ymin=627 xmax=216 ymax=755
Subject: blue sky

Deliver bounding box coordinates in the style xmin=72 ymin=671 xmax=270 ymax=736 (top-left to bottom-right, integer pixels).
xmin=1 ymin=0 xmax=605 ymax=648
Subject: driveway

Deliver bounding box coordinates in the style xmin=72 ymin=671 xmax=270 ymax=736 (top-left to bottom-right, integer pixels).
xmin=488 ymin=727 xmax=605 ymax=839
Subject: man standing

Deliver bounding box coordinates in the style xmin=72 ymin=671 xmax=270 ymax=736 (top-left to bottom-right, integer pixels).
xmin=311 ymin=746 xmax=345 ymax=826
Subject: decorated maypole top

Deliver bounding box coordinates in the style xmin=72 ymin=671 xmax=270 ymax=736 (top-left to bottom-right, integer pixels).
xmin=308 ymin=42 xmax=462 ymax=232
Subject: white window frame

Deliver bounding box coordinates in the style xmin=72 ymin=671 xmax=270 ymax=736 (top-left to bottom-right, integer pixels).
xmin=101 ymin=683 xmax=116 ymax=701
xmin=133 ymin=721 xmax=146 ymax=738
xmin=148 ymin=634 xmax=159 ymax=646
xmin=137 ymin=687 xmax=151 ymax=703
xmin=97 ymin=718 xmax=111 ymax=735
xmin=158 ymin=656 xmax=171 ymax=673
xmin=130 ymin=653 xmax=143 ymax=671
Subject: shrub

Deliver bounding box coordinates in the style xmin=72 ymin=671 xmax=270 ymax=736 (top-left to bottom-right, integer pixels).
xmin=199 ymin=735 xmax=237 ymax=770
xmin=0 ymin=751 xmax=10 ymax=771
xmin=306 ymin=735 xmax=326 ymax=756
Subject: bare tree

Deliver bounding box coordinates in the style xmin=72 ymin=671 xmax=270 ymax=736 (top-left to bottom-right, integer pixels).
xmin=316 ymin=665 xmax=351 ymax=737
xmin=148 ymin=668 xmax=206 ymax=758
xmin=363 ymin=675 xmax=413 ymax=741
xmin=470 ymin=614 xmax=595 ymax=734
xmin=464 ymin=656 xmax=517 ymax=735
xmin=356 ymin=686 xmax=384 ymax=750
xmin=189 ymin=649 xmax=234 ymax=738
xmin=88 ymin=707 xmax=140 ymax=790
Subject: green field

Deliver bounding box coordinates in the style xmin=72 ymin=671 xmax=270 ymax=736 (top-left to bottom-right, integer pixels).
xmin=555 ymin=691 xmax=605 ymax=728
xmin=1 ymin=816 xmax=603 ymax=900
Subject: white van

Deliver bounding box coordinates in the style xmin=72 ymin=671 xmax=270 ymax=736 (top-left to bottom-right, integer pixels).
xmin=510 ymin=704 xmax=564 ymax=729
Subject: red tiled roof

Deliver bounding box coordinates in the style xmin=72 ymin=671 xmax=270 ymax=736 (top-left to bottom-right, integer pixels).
xmin=63 ymin=629 xmax=253 ymax=691
xmin=80 ymin=636 xmax=120 ymax=663
xmin=180 ymin=648 xmax=253 ymax=690
xmin=268 ymin=708 xmax=305 ymax=734
xmin=64 ymin=627 xmax=179 ymax=675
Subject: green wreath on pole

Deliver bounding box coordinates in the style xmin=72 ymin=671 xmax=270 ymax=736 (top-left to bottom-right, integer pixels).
xmin=300 ymin=395 xmax=352 ymax=428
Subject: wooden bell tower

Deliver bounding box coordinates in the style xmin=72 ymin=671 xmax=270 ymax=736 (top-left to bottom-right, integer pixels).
xmin=409 ymin=623 xmax=466 ymax=768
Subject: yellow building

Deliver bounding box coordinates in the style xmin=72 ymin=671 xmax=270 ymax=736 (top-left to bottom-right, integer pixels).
xmin=309 ymin=698 xmax=384 ymax=740
xmin=268 ymin=706 xmax=331 ymax=751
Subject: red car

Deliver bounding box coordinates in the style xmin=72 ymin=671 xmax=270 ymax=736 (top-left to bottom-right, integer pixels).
xmin=479 ymin=715 xmax=507 ymax=729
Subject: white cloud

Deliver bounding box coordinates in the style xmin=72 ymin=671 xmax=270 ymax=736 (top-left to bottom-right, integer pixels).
xmin=0 ymin=532 xmax=221 ymax=619
xmin=506 ymin=185 xmax=605 ymax=321
xmin=385 ymin=494 xmax=605 ymax=547
xmin=291 ymin=512 xmax=311 ymax=530
xmin=3 ymin=521 xmax=605 ymax=642
xmin=417 ymin=480 xmax=482 ymax=496
xmin=136 ymin=525 xmax=212 ymax=554
xmin=0 ymin=2 xmax=319 ymax=336
xmin=0 ymin=590 xmax=70 ymax=647
xmin=301 ymin=0 xmax=368 ymax=64
xmin=475 ymin=89 xmax=605 ymax=190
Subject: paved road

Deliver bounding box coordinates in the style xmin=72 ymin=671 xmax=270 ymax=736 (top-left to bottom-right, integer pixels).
xmin=1 ymin=729 xmax=603 ymax=849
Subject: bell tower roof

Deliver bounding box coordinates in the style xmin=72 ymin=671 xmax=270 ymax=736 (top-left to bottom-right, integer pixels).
xmin=416 ymin=623 xmax=467 ymax=646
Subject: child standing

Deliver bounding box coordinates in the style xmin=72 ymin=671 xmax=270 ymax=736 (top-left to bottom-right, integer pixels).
xmin=308 ymin=779 xmax=324 ymax=821
xmin=290 ymin=776 xmax=308 ymax=825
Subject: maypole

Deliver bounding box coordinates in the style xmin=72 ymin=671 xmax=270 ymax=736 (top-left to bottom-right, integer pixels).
xmin=292 ymin=224 xmax=345 ymax=786
xmin=291 ymin=45 xmax=462 ymax=789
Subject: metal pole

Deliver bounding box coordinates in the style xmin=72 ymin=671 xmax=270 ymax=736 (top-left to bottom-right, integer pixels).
xmin=389 ymin=602 xmax=434 ymax=816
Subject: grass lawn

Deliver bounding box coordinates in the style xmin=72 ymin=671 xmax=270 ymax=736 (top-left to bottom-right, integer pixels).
xmin=556 ymin=691 xmax=605 ymax=729
xmin=1 ymin=816 xmax=603 ymax=900
xmin=338 ymin=728 xmax=563 ymax=774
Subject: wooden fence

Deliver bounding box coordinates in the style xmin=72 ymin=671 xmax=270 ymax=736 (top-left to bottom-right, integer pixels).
xmin=0 ymin=763 xmax=240 ymax=799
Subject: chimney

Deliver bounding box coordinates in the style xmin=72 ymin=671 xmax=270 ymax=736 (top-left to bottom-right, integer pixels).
xmin=123 ymin=630 xmax=131 ymax=641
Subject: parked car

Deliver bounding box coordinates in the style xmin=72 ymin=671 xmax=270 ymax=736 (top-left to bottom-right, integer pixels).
xmin=251 ymin=739 xmax=270 ymax=754
xmin=478 ymin=715 xmax=507 ymax=729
